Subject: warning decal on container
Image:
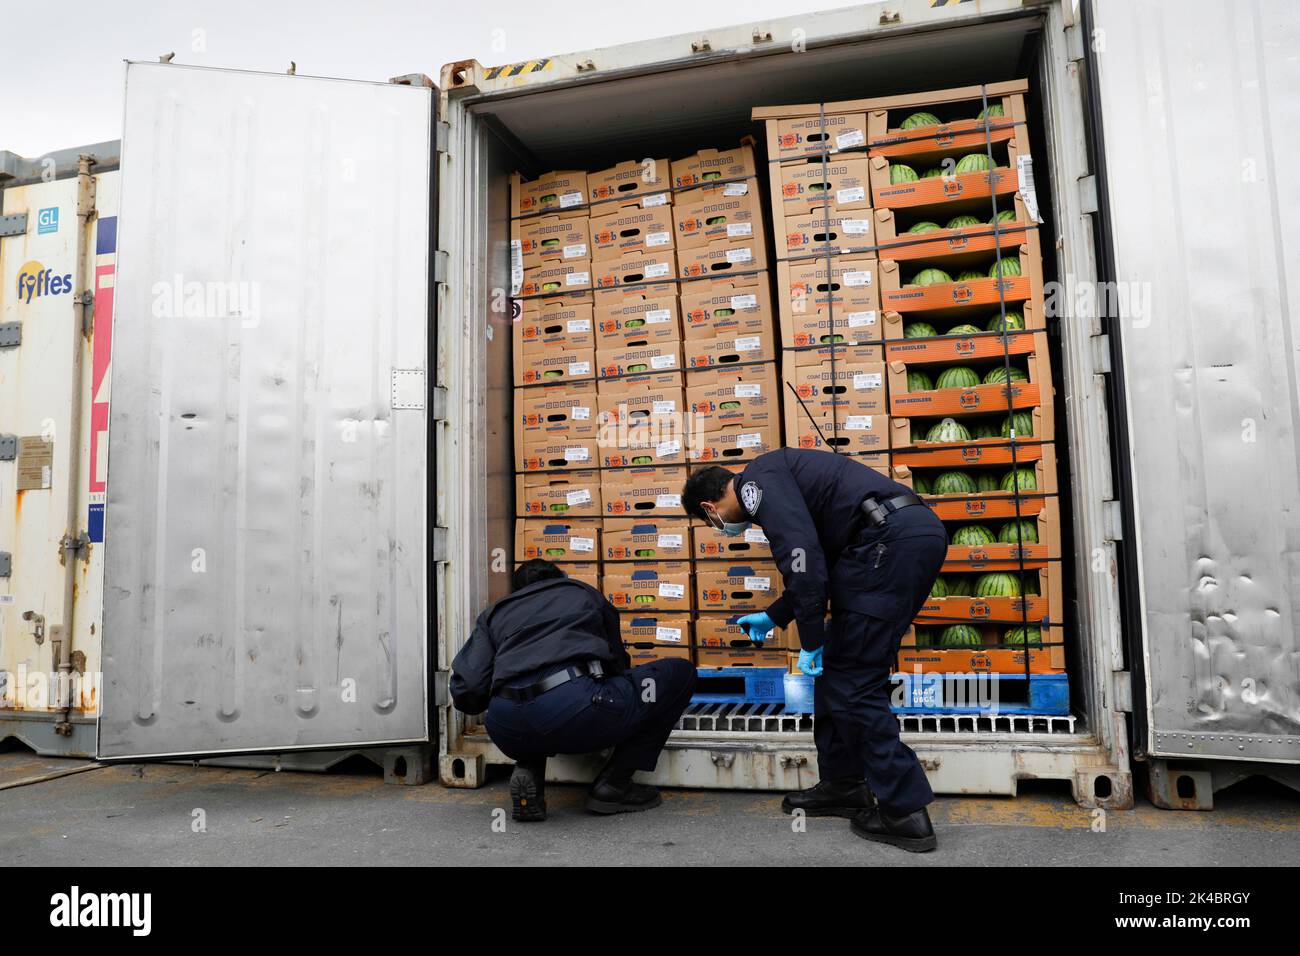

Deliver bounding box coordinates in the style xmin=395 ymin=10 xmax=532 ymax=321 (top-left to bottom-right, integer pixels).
xmin=16 ymin=437 xmax=53 ymax=491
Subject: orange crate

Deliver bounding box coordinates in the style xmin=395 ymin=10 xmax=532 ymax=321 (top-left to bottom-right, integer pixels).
xmin=863 ymin=81 xmax=1029 ymax=157
xmin=873 ymin=199 xmax=1034 ymax=264
xmin=941 ymin=499 xmax=1059 ymax=573
xmin=878 ymin=230 xmax=1044 ymax=317
xmin=889 ymin=406 xmax=1054 ymax=466
xmin=913 ymin=565 xmax=1063 ymax=631
xmin=897 ymin=630 xmax=1066 ymax=675
xmin=887 ymin=350 xmax=1051 ymax=419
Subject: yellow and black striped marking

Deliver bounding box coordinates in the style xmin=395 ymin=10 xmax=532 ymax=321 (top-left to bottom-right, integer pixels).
xmin=484 ymin=58 xmax=553 ymax=81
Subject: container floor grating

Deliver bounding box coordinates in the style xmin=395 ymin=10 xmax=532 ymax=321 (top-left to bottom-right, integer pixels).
xmin=675 ymin=702 xmax=1078 ymax=735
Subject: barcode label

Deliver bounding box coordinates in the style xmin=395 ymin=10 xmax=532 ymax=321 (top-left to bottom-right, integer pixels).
xmin=656 ymin=626 xmax=683 ymax=643
xmin=725 ymin=247 xmax=754 ymax=264
xmin=847 ymin=311 xmax=876 ymax=328
xmin=853 ymin=372 xmax=882 ymax=391
xmin=657 ymin=534 xmax=683 ymax=549
xmin=726 ymin=222 xmax=753 ymax=238
xmin=843 ymin=270 xmax=872 ymax=287
xmin=563 ymin=243 xmax=588 ymax=259
xmin=730 ymin=294 xmax=757 ymax=310
xmin=734 ymin=336 xmax=761 ymax=352
xmin=735 ymin=383 xmax=761 ymax=398
xmin=836 ymin=186 xmax=866 ymax=204
xmin=835 ymin=129 xmax=865 ymax=149
xmin=743 ymin=528 xmax=768 ymax=544
xmin=565 ymin=446 xmax=590 ymax=461
xmin=566 ymin=489 xmax=592 ymax=506
xmin=646 ymin=231 xmax=671 ymax=247
xmin=652 ymin=400 xmax=676 ymax=415
xmin=559 ymin=191 xmax=583 ymax=208
xmin=658 ymin=582 xmax=685 ymax=599
xmin=643 ymin=192 xmax=669 ymax=207
xmin=650 ymin=354 xmax=677 ymax=369
xmin=743 ymin=576 xmax=771 ymax=591
xmin=565 ymin=271 xmax=590 ymax=286
xmin=656 ymin=440 xmax=682 ymax=458
xmin=645 ymin=262 xmax=670 ymax=278
xmin=845 ymin=415 xmax=873 ymax=430
xmin=723 ymin=182 xmax=749 ymax=196
xmin=510 ymin=240 xmax=523 ymax=296
xmin=572 ymin=406 xmax=591 ymax=420
xmin=737 ymin=433 xmax=762 ymax=448
xmin=842 ymin=219 xmax=871 ymax=236
xmin=569 ymin=361 xmax=591 ymax=376
xmin=1016 ymin=155 xmax=1043 ymax=224
xmin=569 ymin=536 xmax=594 ymax=552
xmin=645 ymin=309 xmax=671 ymax=324
xmin=656 ymin=494 xmax=681 ymax=508
xmin=567 ymin=319 xmax=591 ymax=333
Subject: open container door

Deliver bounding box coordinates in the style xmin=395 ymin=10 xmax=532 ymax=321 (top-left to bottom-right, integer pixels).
xmin=98 ymin=63 xmax=434 ymax=760
xmin=1089 ymin=0 xmax=1300 ymax=765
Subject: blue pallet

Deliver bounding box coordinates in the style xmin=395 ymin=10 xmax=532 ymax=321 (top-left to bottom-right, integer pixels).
xmin=692 ymin=667 xmax=786 ymax=704
xmin=889 ymin=672 xmax=1069 ymax=715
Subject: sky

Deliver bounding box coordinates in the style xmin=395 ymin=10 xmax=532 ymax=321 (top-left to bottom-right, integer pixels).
xmin=2 ymin=0 xmax=844 ymax=157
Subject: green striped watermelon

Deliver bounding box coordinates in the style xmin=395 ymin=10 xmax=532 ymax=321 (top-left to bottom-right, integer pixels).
xmin=940 ymin=624 xmax=982 ymax=647
xmin=952 ymin=524 xmax=996 ymax=547
xmin=908 ymin=221 xmax=942 ymax=234
xmin=975 ymin=572 xmax=1022 ymax=597
xmin=971 ymin=420 xmax=1000 ymax=439
xmin=890 ymin=163 xmax=919 ymax=184
xmin=921 ymin=167 xmax=944 ymax=179
xmin=928 ymin=575 xmax=949 ymax=599
xmin=904 ymin=321 xmax=938 ymax=338
xmin=948 ymin=323 xmax=982 ymax=335
xmin=926 ymin=417 xmax=971 ymax=443
xmin=989 ymin=258 xmax=1023 ymax=279
xmin=977 ymin=104 xmax=1005 ymax=120
xmin=946 ymin=214 xmax=981 ymax=229
xmin=912 ymin=267 xmax=953 ymax=286
xmin=986 ymin=311 xmax=1025 ymax=332
xmin=1003 ymin=626 xmax=1042 ymax=647
xmin=983 ymin=365 xmax=1029 ymax=384
xmin=976 ymin=473 xmax=1000 ymax=493
xmin=1000 ymin=412 xmax=1034 ymax=437
xmin=1000 ymin=468 xmax=1037 ymax=492
xmin=989 ymin=209 xmax=1016 ymax=224
xmin=935 ymin=366 xmax=980 ymax=390
xmin=945 ymin=575 xmax=975 ymax=597
xmin=934 ymin=471 xmax=976 ymax=495
xmin=954 ymin=270 xmax=985 ymax=282
xmin=998 ymin=520 xmax=1039 ymax=544
xmin=907 ymin=370 xmax=935 ymax=393
xmin=901 ymin=111 xmax=942 ymax=129
xmin=911 ymin=472 xmax=932 ymax=494
xmin=955 ymin=153 xmax=993 ymax=174
xmin=913 ymin=626 xmax=935 ymax=648
xmin=1022 ymin=575 xmax=1040 ymax=596
xmin=911 ymin=419 xmax=928 ymax=442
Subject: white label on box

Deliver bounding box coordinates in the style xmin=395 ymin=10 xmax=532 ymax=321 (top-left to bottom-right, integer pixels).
xmin=736 ymin=432 xmax=763 ymax=448
xmin=510 ymin=239 xmax=523 ymax=296
xmin=0 ymin=594 xmax=14 ymax=606
xmin=657 ymin=533 xmax=684 ymax=549
xmin=730 ymin=294 xmax=758 ymax=310
xmin=566 ymin=489 xmax=592 ymax=506
xmin=1016 ymin=154 xmax=1044 ymax=224
xmin=743 ymin=527 xmax=768 ymax=544
xmin=847 ymin=311 xmax=876 ymax=329
xmin=658 ymin=582 xmax=685 ymax=599
xmin=845 ymin=415 xmax=873 ymax=430
xmin=655 ymin=493 xmax=682 ymax=508
xmin=652 ymin=400 xmax=677 ymax=415
xmin=835 ymin=128 xmax=865 ymax=149
xmin=844 ymin=270 xmax=872 ymax=287
xmin=569 ymin=361 xmax=591 ymax=376
xmin=656 ymin=440 xmax=681 ymax=458
xmin=559 ymin=191 xmax=583 ymax=208
xmin=565 ymin=446 xmax=590 ymax=461
xmin=734 ymin=336 xmax=761 ymax=352
xmin=725 ymin=247 xmax=753 ymax=264
xmin=655 ymin=625 xmax=683 ymax=643
xmin=853 ymin=372 xmax=882 ymax=391
xmin=843 ymin=218 xmax=871 ymax=236
xmin=723 ymin=181 xmax=749 ymax=196
xmin=642 ymin=192 xmax=669 ymax=207
xmin=735 ymin=383 xmax=761 ymax=398
xmin=566 ymin=271 xmax=590 ymax=286
xmin=743 ymin=576 xmax=771 ymax=591
xmin=836 ymin=186 xmax=866 ymax=204
xmin=567 ymin=318 xmax=592 ymax=333
xmin=572 ymin=406 xmax=591 ymax=420
xmin=650 ymin=353 xmax=677 ymax=369
xmin=645 ymin=309 xmax=671 ymax=324
xmin=563 ymin=243 xmax=588 ymax=259
xmin=569 ymin=536 xmax=594 ymax=553
xmin=726 ymin=222 xmax=753 ymax=238
xmin=645 ymin=262 xmax=671 ymax=278
xmin=646 ymin=231 xmax=671 ymax=247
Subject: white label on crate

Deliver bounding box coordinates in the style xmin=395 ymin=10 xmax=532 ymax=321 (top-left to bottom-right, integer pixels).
xmin=842 ymin=218 xmax=871 ymax=236
xmin=845 ymin=415 xmax=873 ymax=430
xmin=650 ymin=353 xmax=677 ymax=369
xmin=1017 ymin=154 xmax=1044 ymax=224
xmin=853 ymin=372 xmax=882 ymax=391
xmin=730 ymin=294 xmax=758 ymax=310
xmin=645 ymin=262 xmax=671 ymax=278
xmin=569 ymin=536 xmax=594 ymax=553
xmin=723 ymin=181 xmax=750 ymax=196
xmin=836 ymin=186 xmax=866 ymax=204
xmin=565 ymin=271 xmax=590 ymax=286
xmin=566 ymin=489 xmax=592 ymax=506
xmin=564 ymin=446 xmax=590 ymax=461
xmin=652 ymin=400 xmax=677 ymax=415
xmin=658 ymin=582 xmax=685 ymax=599
xmin=571 ymin=406 xmax=591 ymax=420
xmin=835 ymin=128 xmax=865 ymax=150
xmin=655 ymin=493 xmax=681 ymax=508
xmin=734 ymin=336 xmax=761 ymax=352
xmin=743 ymin=527 xmax=768 ymax=544
xmin=510 ymin=240 xmax=523 ymax=296
xmin=737 ymin=432 xmax=763 ymax=448
xmin=559 ymin=191 xmax=583 ymax=208
xmin=726 ymin=222 xmax=753 ymax=238
xmin=646 ymin=231 xmax=671 ymax=247
xmin=847 ymin=311 xmax=876 ymax=329
xmin=725 ymin=247 xmax=753 ymax=264
xmin=569 ymin=361 xmax=591 ymax=376
xmin=657 ymin=534 xmax=683 ymax=549
xmin=656 ymin=440 xmax=682 ymax=458
xmin=735 ymin=383 xmax=761 ymax=398
xmin=645 ymin=309 xmax=671 ymax=324
xmin=656 ymin=626 xmax=684 ymax=643
xmin=563 ymin=243 xmax=588 ymax=259
xmin=567 ymin=319 xmax=591 ymax=333
xmin=843 ymin=270 xmax=872 ymax=287
xmin=0 ymin=595 xmax=15 ymax=606
xmin=642 ymin=192 xmax=670 ymax=207
xmin=743 ymin=576 xmax=772 ymax=591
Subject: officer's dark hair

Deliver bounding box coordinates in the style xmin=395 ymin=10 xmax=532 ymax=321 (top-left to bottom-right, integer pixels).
xmin=682 ymin=466 xmax=736 ymax=522
xmin=512 ymin=558 xmax=567 ymax=591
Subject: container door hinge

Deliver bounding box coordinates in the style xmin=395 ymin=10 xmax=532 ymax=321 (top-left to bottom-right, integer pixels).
xmin=1090 ymin=333 xmax=1111 ymax=373
xmin=1113 ymin=670 xmax=1132 ymax=712
xmin=0 ymin=212 xmax=28 ymax=238
xmin=1078 ymin=174 xmax=1099 ymax=215
xmin=0 ymin=435 xmax=16 ymax=460
xmin=1103 ymin=500 xmax=1124 ymax=541
xmin=78 ymin=290 xmax=95 ymax=335
xmin=0 ymin=322 xmax=20 ymax=349
xmin=433 ymin=249 xmax=449 ymax=284
xmin=433 ymin=670 xmax=450 ymax=707
xmin=431 ymin=385 xmax=448 ymax=422
xmin=435 ymin=121 xmax=450 ymax=155
xmin=59 ymin=531 xmax=91 ymax=566
xmin=0 ymin=552 xmax=11 ymax=578
xmin=1064 ymin=23 xmax=1087 ymax=64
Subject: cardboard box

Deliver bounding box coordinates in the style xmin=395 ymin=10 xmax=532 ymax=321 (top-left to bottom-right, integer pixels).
xmin=886 ymin=349 xmax=1052 ymax=419
xmin=604 ymin=561 xmax=693 ymax=612
xmin=872 ymin=198 xmax=1033 ymax=263
xmin=596 ymin=383 xmax=684 ymax=430
xmin=620 ymin=612 xmax=693 ymax=648
xmin=778 ymin=207 xmax=875 ymax=261
xmin=692 ymin=521 xmax=774 ymax=561
xmin=696 ymin=562 xmax=783 ymax=612
xmin=515 ymin=344 xmax=595 ymax=387
xmin=678 ymin=236 xmax=769 ymax=281
xmin=514 ymin=381 xmax=599 ymax=463
xmin=773 ymin=155 xmax=871 ymax=215
xmin=777 ymin=257 xmax=881 ymax=348
xmin=513 ymin=170 xmax=588 ymax=218
xmin=868 ymin=151 xmax=1022 ymax=212
xmin=878 ymin=232 xmax=1044 ymax=315
xmin=680 ymin=281 xmax=773 ymax=341
xmin=764 ymin=112 xmax=868 ymax=163
xmin=512 ymin=213 xmax=591 ymax=269
xmin=911 ymin=445 xmax=1060 ymax=522
xmin=684 ymin=324 xmax=777 ymax=371
xmin=593 ymin=249 xmax=677 ymax=289
xmin=896 ymin=626 xmax=1066 ymax=675
xmin=624 ymin=642 xmax=693 ymax=664
xmin=518 ymin=434 xmax=601 ymax=472
xmin=516 ymin=469 xmax=602 ymax=517
xmin=686 ymin=363 xmax=780 ymax=430
xmin=690 ymin=421 xmax=781 ymax=463
xmin=671 ymin=140 xmax=758 ymax=189
xmin=514 ymin=296 xmax=596 ymax=354
xmin=695 ymin=613 xmax=799 ymax=651
xmin=520 ymin=260 xmax=593 ymax=296
xmin=591 ymin=199 xmax=676 ymax=261
xmin=514 ymin=518 xmax=601 ymax=562
xmin=941 ymin=498 xmax=1061 ymax=574
xmin=858 ymin=81 xmax=1029 ymax=153
xmin=588 ymin=158 xmax=672 ymax=205
xmin=593 ymin=284 xmax=681 ymax=346
xmin=602 ymin=517 xmax=692 ymax=561
xmin=696 ymin=646 xmax=789 ymax=668
xmin=558 ymin=563 xmax=599 ymax=591
xmin=782 ymin=359 xmax=887 ymax=454
xmin=673 ymin=186 xmax=765 ymax=250
xmin=599 ymin=421 xmax=690 ymax=468
xmin=889 ymin=406 xmax=1055 ymax=466
xmin=597 ymin=341 xmax=682 ymax=380
xmin=882 ymin=300 xmax=1046 ymax=362
xmin=601 ymin=465 xmax=688 ymax=518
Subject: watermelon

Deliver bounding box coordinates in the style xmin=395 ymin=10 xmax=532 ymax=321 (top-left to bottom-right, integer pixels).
xmin=954 ymin=153 xmax=994 ymax=174
xmin=901 ymin=111 xmax=942 ymax=129
xmin=983 ymin=365 xmax=1028 ymax=384
xmin=986 ymin=311 xmax=1026 ymax=332
xmin=908 ymin=221 xmax=943 ymax=234
xmin=912 ymin=267 xmax=953 ymax=286
xmin=904 ymin=321 xmax=938 ymax=338
xmin=913 ymin=626 xmax=936 ymax=648
xmin=907 ymin=370 xmax=935 ymax=393
xmin=989 ymin=257 xmax=1023 ymax=279
xmin=911 ymin=419 xmax=928 ymax=442
xmin=1000 ymin=468 xmax=1037 ymax=492
xmin=934 ymin=470 xmax=976 ymax=495
xmin=976 ymin=473 xmax=1000 ymax=493
xmin=978 ymin=104 xmax=1005 ymax=120
xmin=928 ymin=575 xmax=949 ymax=599
xmin=890 ymin=163 xmax=920 ymax=184
xmin=990 ymin=209 xmax=1017 ymax=224
xmin=948 ymin=323 xmax=982 ymax=335
xmin=939 ymin=624 xmax=982 ymax=647
xmin=954 ymin=270 xmax=985 ymax=282
xmin=921 ymin=167 xmax=945 ymax=179
xmin=911 ymin=472 xmax=932 ymax=495
xmin=1022 ymin=574 xmax=1040 ymax=596
xmin=945 ymin=575 xmax=975 ymax=597
xmin=1000 ymin=412 xmax=1034 ymax=438
xmin=922 ymin=419 xmax=964 ymax=445
xmin=951 ymin=524 xmax=996 ymax=547
xmin=971 ymin=420 xmax=1000 ymax=439
xmin=998 ymin=520 xmax=1039 ymax=544
xmin=946 ymin=214 xmax=981 ymax=229
xmin=935 ymin=366 xmax=980 ymax=390
xmin=1003 ymin=626 xmax=1042 ymax=647
xmin=975 ymin=572 xmax=1022 ymax=597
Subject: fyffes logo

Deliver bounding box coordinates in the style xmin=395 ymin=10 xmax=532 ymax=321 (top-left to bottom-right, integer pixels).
xmin=16 ymin=261 xmax=73 ymax=304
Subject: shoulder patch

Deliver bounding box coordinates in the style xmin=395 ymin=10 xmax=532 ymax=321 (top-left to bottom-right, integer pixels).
xmin=740 ymin=480 xmax=762 ymax=516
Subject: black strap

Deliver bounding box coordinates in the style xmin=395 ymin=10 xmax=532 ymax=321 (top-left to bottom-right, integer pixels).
xmin=860 ymin=492 xmax=926 ymax=526
xmin=496 ymin=660 xmax=605 ymax=702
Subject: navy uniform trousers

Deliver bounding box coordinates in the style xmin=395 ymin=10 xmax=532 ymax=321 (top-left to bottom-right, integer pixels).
xmin=816 ymin=509 xmax=948 ymax=816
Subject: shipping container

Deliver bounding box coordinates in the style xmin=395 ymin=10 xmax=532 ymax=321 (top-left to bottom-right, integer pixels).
xmin=3 ymin=0 xmax=1297 ymax=809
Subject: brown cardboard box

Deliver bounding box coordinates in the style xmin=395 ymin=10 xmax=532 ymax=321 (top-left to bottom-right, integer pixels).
xmin=514 ymin=380 xmax=598 ymax=463
xmin=673 ymin=186 xmax=765 ymax=250
xmin=519 ymin=433 xmax=600 ymax=472
xmin=514 ymin=296 xmax=595 ymax=354
xmin=696 ymin=645 xmax=789 ymax=668
xmin=604 ymin=561 xmax=693 ymax=612
xmin=516 ymin=469 xmax=602 ymax=517
xmin=683 ymin=324 xmax=777 ymax=370
xmin=764 ymin=112 xmax=868 ymax=163
xmin=599 ymin=421 xmax=689 ymax=468
xmin=692 ymin=521 xmax=774 ymax=561
xmin=591 ymin=199 xmax=676 ymax=262
xmin=596 ymin=382 xmax=685 ymax=430
xmin=777 ymin=256 xmax=881 ymax=349
xmin=696 ymin=613 xmax=799 ymax=651
xmin=773 ymin=155 xmax=871 ymax=215
xmin=877 ymin=232 xmax=1044 ymax=315
xmin=678 ymin=237 xmax=768 ymax=281
xmin=602 ymin=517 xmax=692 ymax=561
xmin=593 ymin=283 xmax=681 ymax=346
xmin=696 ymin=561 xmax=783 ymax=611
xmin=620 ymin=612 xmax=693 ymax=648
xmin=671 ymin=140 xmax=758 ymax=190
xmin=514 ymin=344 xmax=595 ymax=387
xmin=520 ymin=260 xmax=593 ymax=296
xmin=782 ymin=363 xmax=889 ymax=453
xmin=513 ymin=170 xmax=588 ymax=218
xmin=601 ymin=465 xmax=688 ymax=518
xmin=778 ymin=208 xmax=875 ymax=261
xmin=680 ymin=282 xmax=774 ymax=341
xmin=514 ymin=518 xmax=601 ymax=562
xmin=588 ymin=158 xmax=672 ymax=205
xmin=512 ymin=212 xmax=591 ymax=269
xmin=624 ymin=643 xmax=692 ymax=664
xmin=783 ymin=342 xmax=884 ymax=367
xmin=597 ymin=341 xmax=682 ymax=380
xmin=690 ymin=421 xmax=781 ymax=464
xmin=593 ymin=249 xmax=677 ymax=289
xmin=686 ymin=363 xmax=780 ymax=430
xmin=559 ymin=563 xmax=600 ymax=591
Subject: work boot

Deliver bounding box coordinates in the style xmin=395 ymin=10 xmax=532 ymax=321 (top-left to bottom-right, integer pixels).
xmin=850 ymin=805 xmax=937 ymax=853
xmin=585 ymin=768 xmax=662 ymax=815
xmin=509 ymin=761 xmax=547 ymax=823
xmin=781 ymin=778 xmax=876 ymax=818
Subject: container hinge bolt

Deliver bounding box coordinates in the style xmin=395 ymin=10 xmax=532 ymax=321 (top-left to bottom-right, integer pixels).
xmin=433 ymin=249 xmax=449 ymax=284
xmin=691 ymin=37 xmax=711 ymax=53
xmin=879 ymin=10 xmax=901 ymax=25
xmin=779 ymin=754 xmax=808 ymax=769
xmin=60 ymin=531 xmax=91 ymax=564
xmin=22 ymin=610 xmax=45 ymax=644
xmin=710 ymin=752 xmax=735 ymax=769
xmin=576 ymin=59 xmax=596 ymax=73
xmin=752 ymin=29 xmax=772 ymax=44
xmin=0 ymin=435 xmax=16 ymax=461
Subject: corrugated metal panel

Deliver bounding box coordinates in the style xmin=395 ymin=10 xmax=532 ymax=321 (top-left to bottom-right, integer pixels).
xmin=1095 ymin=0 xmax=1300 ymax=762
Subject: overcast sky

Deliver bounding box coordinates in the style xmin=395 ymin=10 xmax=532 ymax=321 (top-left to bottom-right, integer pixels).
xmin=3 ymin=0 xmax=843 ymax=157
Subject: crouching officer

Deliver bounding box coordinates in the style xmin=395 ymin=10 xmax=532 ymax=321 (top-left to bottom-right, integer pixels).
xmin=450 ymin=558 xmax=697 ymax=822
xmin=683 ymin=448 xmax=947 ymax=852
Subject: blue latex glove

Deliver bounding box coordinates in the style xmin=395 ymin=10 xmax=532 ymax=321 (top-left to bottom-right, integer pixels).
xmin=797 ymin=647 xmax=824 ymax=677
xmin=735 ymin=612 xmax=775 ymax=646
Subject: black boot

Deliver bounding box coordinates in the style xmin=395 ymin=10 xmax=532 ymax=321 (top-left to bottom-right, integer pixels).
xmin=850 ymin=805 xmax=937 ymax=852
xmin=585 ymin=768 xmax=662 ymax=815
xmin=509 ymin=760 xmax=547 ymax=823
xmin=782 ymin=778 xmax=877 ymax=818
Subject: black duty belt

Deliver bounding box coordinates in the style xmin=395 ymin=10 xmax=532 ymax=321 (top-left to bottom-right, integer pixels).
xmin=860 ymin=492 xmax=926 ymax=527
xmin=496 ymin=660 xmax=605 ymax=703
